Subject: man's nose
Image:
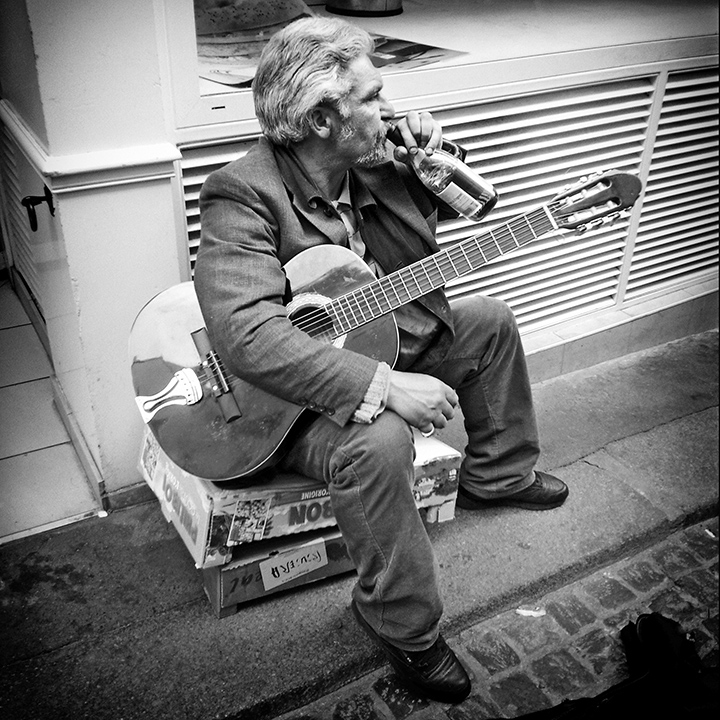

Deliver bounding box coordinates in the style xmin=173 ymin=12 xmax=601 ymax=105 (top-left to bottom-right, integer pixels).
xmin=380 ymin=95 xmax=395 ymax=120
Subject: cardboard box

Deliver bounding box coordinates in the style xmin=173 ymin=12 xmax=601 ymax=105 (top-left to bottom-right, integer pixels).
xmin=139 ymin=427 xmax=460 ymax=569
xmin=202 ymin=526 xmax=356 ymax=617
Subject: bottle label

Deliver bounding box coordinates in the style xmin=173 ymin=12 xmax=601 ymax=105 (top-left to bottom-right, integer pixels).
xmin=436 ymin=183 xmax=484 ymax=219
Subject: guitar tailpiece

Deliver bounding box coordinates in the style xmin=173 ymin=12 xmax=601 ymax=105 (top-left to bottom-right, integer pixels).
xmin=135 ymin=368 xmax=203 ymax=423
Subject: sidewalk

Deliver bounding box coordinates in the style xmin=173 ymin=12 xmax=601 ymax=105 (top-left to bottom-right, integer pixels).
xmin=1 ymin=330 xmax=717 ymax=720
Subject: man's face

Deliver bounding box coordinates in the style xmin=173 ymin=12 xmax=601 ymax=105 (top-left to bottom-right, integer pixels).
xmin=335 ymin=54 xmax=395 ymax=167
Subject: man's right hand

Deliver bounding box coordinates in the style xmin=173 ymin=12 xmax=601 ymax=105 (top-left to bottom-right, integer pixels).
xmin=386 ymin=370 xmax=458 ymax=436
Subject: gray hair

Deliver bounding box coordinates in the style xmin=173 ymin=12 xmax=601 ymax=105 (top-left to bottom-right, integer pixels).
xmin=253 ymin=17 xmax=374 ymax=146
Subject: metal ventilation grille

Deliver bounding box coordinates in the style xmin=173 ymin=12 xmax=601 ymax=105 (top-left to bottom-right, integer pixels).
xmin=431 ymin=78 xmax=653 ymax=331
xmin=181 ymin=139 xmax=257 ymax=268
xmin=0 ymin=126 xmax=43 ymax=317
xmin=625 ymin=67 xmax=719 ymax=300
xmin=179 ymin=70 xmax=717 ymax=332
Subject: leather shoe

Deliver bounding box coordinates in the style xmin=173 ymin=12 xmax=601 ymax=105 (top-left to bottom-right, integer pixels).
xmin=351 ymin=600 xmax=471 ymax=704
xmin=457 ymin=470 xmax=568 ymax=511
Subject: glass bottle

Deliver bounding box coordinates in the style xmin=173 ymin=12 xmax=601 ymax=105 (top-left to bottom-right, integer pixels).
xmin=411 ymin=140 xmax=499 ymax=222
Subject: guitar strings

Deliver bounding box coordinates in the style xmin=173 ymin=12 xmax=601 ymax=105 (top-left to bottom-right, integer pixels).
xmin=290 ymin=206 xmax=551 ymax=338
xmin=289 ymin=205 xmax=554 ymax=339
xmin=211 ymin=204 xmax=561 ymax=392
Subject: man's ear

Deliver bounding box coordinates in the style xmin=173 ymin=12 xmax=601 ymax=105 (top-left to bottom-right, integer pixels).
xmin=308 ymin=105 xmax=337 ymax=140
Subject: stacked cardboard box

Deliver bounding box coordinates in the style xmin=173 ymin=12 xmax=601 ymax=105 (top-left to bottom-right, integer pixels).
xmin=139 ymin=427 xmax=460 ymax=616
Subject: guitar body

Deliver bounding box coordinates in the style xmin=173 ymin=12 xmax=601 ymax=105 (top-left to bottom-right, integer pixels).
xmin=129 ymin=245 xmax=399 ymax=481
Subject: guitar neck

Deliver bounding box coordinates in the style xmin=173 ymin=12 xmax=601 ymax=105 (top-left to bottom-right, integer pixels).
xmin=327 ymin=204 xmax=556 ymax=335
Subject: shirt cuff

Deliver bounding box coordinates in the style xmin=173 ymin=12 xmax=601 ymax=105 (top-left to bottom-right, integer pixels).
xmin=351 ymin=362 xmax=391 ymax=424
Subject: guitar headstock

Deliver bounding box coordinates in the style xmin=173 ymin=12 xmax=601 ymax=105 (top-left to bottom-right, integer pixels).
xmin=550 ymin=170 xmax=643 ymax=233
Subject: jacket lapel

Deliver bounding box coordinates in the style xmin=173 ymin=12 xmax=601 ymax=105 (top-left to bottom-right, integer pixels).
xmin=355 ymin=163 xmax=438 ymax=251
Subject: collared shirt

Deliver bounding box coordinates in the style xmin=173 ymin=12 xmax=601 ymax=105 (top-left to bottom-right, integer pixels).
xmin=331 ymin=175 xmax=368 ymax=261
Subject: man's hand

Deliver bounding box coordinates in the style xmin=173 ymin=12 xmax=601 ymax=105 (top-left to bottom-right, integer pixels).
xmin=386 ymin=369 xmax=458 ymax=436
xmin=389 ymin=110 xmax=443 ymax=163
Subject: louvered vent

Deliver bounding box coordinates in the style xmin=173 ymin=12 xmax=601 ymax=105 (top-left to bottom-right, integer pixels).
xmin=0 ymin=126 xmax=44 ymax=318
xmin=432 ymin=78 xmax=652 ymax=331
xmin=179 ymin=70 xmax=717 ymax=333
xmin=181 ymin=139 xmax=257 ymax=268
xmin=625 ymin=67 xmax=719 ymax=300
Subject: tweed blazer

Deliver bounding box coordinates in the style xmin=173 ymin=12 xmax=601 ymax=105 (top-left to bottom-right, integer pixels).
xmin=194 ymin=138 xmax=454 ymax=428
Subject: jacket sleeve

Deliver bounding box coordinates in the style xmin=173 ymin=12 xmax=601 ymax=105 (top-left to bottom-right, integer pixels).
xmin=193 ymin=164 xmax=380 ymax=428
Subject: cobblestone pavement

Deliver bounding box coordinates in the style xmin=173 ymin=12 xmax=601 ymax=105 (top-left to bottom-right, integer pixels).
xmin=272 ymin=517 xmax=719 ymax=720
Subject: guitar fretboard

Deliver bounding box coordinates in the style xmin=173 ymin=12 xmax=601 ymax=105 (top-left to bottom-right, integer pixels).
xmin=326 ymin=205 xmax=556 ymax=336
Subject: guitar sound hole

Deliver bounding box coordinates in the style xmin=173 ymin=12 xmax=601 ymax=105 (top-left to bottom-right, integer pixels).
xmin=289 ymin=303 xmax=335 ymax=343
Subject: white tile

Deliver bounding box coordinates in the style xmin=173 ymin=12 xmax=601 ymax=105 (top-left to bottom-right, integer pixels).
xmin=0 ymin=445 xmax=99 ymax=539
xmin=0 ymin=379 xmax=70 ymax=459
xmin=0 ymin=281 xmax=30 ymax=329
xmin=0 ymin=325 xmax=52 ymax=387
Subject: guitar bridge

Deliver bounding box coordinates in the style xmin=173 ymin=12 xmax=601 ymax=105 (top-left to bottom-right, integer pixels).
xmin=201 ymin=348 xmax=231 ymax=397
xmin=191 ymin=328 xmax=242 ymax=422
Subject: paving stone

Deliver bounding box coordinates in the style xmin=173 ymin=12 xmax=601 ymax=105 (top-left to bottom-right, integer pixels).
xmin=466 ymin=630 xmax=521 ymax=675
xmin=545 ymin=594 xmax=597 ymax=635
xmin=445 ymin=695 xmax=501 ymax=720
xmin=676 ymin=567 xmax=719 ymax=607
xmin=489 ymin=672 xmax=554 ymax=716
xmin=602 ymin=606 xmax=651 ymax=633
xmin=499 ymin=613 xmax=565 ymax=655
xmin=617 ymin=559 xmax=669 ymax=593
xmin=702 ymin=614 xmax=719 ymax=642
xmin=530 ymin=648 xmax=596 ymax=696
xmin=648 ymin=587 xmax=699 ymax=624
xmin=681 ymin=524 xmax=720 ymax=561
xmin=410 ymin=708 xmax=451 ymax=720
xmin=583 ymin=575 xmax=637 ymax=610
xmin=372 ymin=675 xmax=429 ymax=719
xmin=690 ymin=625 xmax=718 ymax=663
xmin=652 ymin=545 xmax=703 ymax=578
xmin=332 ymin=693 xmax=383 ymax=720
xmin=573 ymin=627 xmax=627 ymax=677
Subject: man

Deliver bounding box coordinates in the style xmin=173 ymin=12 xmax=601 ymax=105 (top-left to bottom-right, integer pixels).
xmin=194 ymin=16 xmax=568 ymax=704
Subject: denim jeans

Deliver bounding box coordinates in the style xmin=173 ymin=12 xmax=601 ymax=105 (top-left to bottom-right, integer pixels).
xmin=279 ymin=295 xmax=539 ymax=651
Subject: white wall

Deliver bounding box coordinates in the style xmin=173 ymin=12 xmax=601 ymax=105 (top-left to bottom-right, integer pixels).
xmin=0 ymin=0 xmax=188 ymax=499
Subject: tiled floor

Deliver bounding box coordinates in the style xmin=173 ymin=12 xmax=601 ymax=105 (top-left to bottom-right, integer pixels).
xmin=0 ymin=277 xmax=100 ymax=544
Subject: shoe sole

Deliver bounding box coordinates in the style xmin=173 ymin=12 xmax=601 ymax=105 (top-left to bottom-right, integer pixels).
xmin=456 ymin=493 xmax=568 ymax=511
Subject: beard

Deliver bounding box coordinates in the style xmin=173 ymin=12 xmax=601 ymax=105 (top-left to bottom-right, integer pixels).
xmin=338 ymin=120 xmax=389 ymax=167
xmin=355 ymin=130 xmax=389 ymax=167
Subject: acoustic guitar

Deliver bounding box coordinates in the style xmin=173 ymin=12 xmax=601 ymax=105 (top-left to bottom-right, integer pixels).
xmin=129 ymin=170 xmax=642 ymax=481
